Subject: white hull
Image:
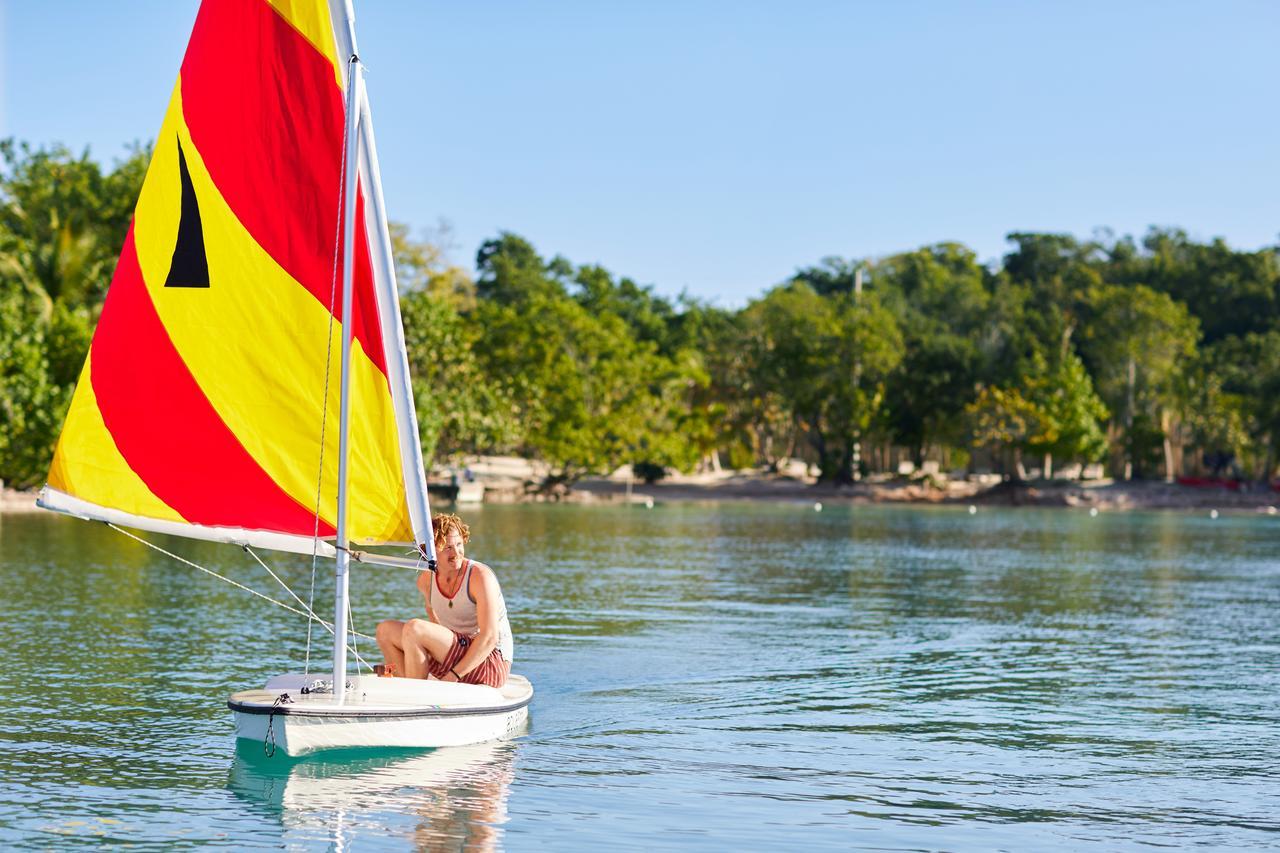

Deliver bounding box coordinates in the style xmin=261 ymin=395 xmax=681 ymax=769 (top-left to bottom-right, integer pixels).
xmin=230 ymin=673 xmax=532 ymax=756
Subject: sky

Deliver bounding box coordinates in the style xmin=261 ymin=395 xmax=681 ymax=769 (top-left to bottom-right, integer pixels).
xmin=2 ymin=0 xmax=1278 ymax=305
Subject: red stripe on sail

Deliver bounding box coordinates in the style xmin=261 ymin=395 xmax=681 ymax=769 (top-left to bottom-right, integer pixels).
xmin=91 ymin=225 xmax=337 ymax=537
xmin=179 ymin=0 xmax=386 ymax=376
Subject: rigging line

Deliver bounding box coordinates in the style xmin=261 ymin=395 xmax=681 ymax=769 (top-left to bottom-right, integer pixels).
xmin=347 ymin=598 xmax=372 ymax=676
xmin=243 ymin=545 xmax=356 ymax=639
xmin=106 ymin=523 xmax=375 ymax=649
xmin=306 ymin=51 xmax=361 ymax=676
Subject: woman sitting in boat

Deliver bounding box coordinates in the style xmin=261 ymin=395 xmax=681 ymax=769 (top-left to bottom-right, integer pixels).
xmin=375 ymin=513 xmax=513 ymax=688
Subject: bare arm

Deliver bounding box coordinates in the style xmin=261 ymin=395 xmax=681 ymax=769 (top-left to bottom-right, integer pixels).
xmin=416 ymin=571 xmax=437 ymax=622
xmin=452 ymin=563 xmax=501 ymax=678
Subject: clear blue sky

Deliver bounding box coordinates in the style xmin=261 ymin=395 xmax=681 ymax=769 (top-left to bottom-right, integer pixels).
xmin=2 ymin=1 xmax=1277 ymax=304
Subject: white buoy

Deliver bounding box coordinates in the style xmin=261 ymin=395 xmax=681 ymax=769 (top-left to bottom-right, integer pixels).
xmin=1210 ymin=509 xmax=1219 ymax=519
xmin=1089 ymin=507 xmax=1098 ymax=517
xmin=968 ymin=505 xmax=977 ymax=515
xmin=1267 ymin=506 xmax=1278 ymax=516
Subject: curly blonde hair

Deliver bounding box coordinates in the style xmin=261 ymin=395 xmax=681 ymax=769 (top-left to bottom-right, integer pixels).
xmin=432 ymin=513 xmax=470 ymax=548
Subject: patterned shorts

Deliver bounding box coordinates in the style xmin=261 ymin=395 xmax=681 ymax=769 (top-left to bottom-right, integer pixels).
xmin=428 ymin=631 xmax=510 ymax=688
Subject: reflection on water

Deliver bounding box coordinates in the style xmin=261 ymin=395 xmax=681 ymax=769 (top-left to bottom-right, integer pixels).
xmin=1 ymin=504 xmax=1279 ymax=848
xmin=227 ymin=736 xmax=521 ymax=852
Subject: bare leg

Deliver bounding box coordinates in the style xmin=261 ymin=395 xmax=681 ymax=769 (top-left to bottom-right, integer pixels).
xmin=376 ymin=619 xmax=407 ymax=675
xmin=401 ymin=618 xmax=457 ymax=679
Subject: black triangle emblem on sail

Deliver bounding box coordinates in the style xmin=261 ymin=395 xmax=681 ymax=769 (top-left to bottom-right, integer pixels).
xmin=164 ymin=138 xmax=211 ymax=288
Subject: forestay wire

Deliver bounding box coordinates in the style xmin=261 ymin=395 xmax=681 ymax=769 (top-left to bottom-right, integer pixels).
xmin=106 ymin=523 xmax=375 ymax=664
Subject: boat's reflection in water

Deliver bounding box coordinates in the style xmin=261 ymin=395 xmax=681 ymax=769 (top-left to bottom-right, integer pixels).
xmin=227 ymin=724 xmax=525 ymax=851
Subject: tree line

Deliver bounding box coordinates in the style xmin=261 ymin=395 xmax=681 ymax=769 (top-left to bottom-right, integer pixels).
xmin=2 ymin=141 xmax=1278 ymax=491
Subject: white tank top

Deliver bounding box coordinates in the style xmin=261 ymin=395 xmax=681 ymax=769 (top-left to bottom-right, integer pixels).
xmin=429 ymin=559 xmax=514 ymax=662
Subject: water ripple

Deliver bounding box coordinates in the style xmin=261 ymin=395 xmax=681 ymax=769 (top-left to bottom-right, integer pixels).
xmin=3 ymin=505 xmax=1280 ymax=848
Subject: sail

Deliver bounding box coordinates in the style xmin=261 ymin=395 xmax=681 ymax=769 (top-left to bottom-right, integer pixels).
xmin=40 ymin=0 xmax=423 ymax=555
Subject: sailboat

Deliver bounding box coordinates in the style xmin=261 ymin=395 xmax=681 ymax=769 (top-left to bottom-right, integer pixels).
xmin=37 ymin=0 xmax=531 ymax=756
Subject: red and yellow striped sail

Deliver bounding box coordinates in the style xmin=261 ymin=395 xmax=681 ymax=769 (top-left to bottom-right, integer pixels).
xmin=43 ymin=0 xmax=415 ymax=550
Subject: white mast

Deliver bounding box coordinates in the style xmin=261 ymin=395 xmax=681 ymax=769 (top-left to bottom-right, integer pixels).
xmin=331 ymin=51 xmax=364 ymax=705
xmin=328 ymin=0 xmax=438 ymax=703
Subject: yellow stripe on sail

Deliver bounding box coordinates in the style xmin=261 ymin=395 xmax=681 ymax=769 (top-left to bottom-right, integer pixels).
xmin=47 ymin=354 xmax=187 ymax=524
xmin=265 ymin=0 xmax=345 ymax=91
xmin=130 ymin=83 xmax=412 ymax=544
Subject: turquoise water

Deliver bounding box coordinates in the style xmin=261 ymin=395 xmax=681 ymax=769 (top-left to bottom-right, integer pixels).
xmin=1 ymin=503 xmax=1278 ymax=849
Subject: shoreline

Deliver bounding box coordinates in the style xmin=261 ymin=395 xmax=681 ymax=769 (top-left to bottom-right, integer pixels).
xmin=7 ymin=468 xmax=1278 ymax=517
xmin=567 ymin=474 xmax=1280 ymax=514
xmin=458 ymin=456 xmax=1280 ymax=513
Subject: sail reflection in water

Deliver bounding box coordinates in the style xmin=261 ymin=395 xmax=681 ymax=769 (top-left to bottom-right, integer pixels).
xmin=227 ymin=732 xmax=524 ymax=851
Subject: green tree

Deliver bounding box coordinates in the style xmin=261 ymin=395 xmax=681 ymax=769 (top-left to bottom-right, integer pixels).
xmin=790 ymin=255 xmax=869 ymax=298
xmin=573 ymin=264 xmax=677 ymax=352
xmin=1002 ymin=232 xmax=1104 ymax=360
xmin=570 ymin=266 xmax=718 ymax=473
xmin=874 ymin=243 xmax=990 ymax=464
xmin=1200 ymin=332 xmax=1280 ymax=480
xmin=965 ymin=385 xmax=1047 ymax=480
xmin=743 ymin=282 xmax=903 ymax=484
xmin=0 ymin=139 xmax=148 ymax=315
xmin=393 ymin=223 xmax=515 ymax=464
xmin=1177 ymin=355 xmax=1250 ymax=477
xmin=1082 ymin=283 xmax=1200 ymax=479
xmin=474 ymin=232 xmax=561 ymax=306
xmin=1136 ymin=228 xmax=1280 ymax=345
xmin=1021 ymin=352 xmax=1109 ymax=476
xmin=390 ymin=219 xmax=475 ymax=309
xmin=400 ymin=288 xmax=518 ymax=465
xmin=0 ymin=140 xmax=147 ymax=487
xmin=965 ymin=352 xmax=1107 ymax=481
xmin=470 ymin=234 xmax=684 ymax=487
xmin=476 ymin=293 xmax=655 ymax=485
xmin=671 ymin=299 xmax=762 ymax=470
xmin=0 ymin=290 xmax=77 ymax=488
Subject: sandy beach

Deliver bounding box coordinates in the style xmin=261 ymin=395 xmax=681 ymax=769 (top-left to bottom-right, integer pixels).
xmin=7 ymin=457 xmax=1278 ymax=516
xmin=574 ymin=472 xmax=1280 ymax=513
xmin=445 ymin=457 xmax=1280 ymax=514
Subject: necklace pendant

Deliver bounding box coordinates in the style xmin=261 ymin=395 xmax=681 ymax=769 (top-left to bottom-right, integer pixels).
xmin=447 ymin=600 xmax=453 ymax=608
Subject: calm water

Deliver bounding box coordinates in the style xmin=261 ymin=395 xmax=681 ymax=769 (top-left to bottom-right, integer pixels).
xmin=1 ymin=502 xmax=1278 ymax=850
